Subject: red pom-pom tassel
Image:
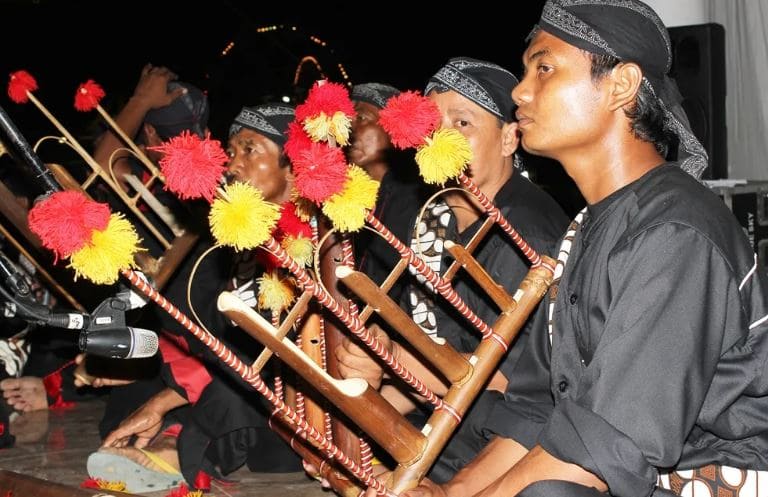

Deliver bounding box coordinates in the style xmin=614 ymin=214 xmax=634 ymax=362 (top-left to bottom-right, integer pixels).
xmin=80 ymin=478 xmax=102 ymax=489
xmin=150 ymin=131 xmax=228 ymax=202
xmin=8 ymin=70 xmax=38 ymax=104
xmin=28 ymin=191 xmax=110 ymax=259
xmin=277 ymin=201 xmax=312 ymax=239
xmin=284 ymin=121 xmax=314 ymax=165
xmin=74 ymin=80 xmax=105 ymax=112
xmin=256 ymin=201 xmax=311 ymax=270
xmin=378 ymin=91 xmax=442 ymax=149
xmin=292 ymin=142 xmax=348 ymax=203
xmin=295 ymin=81 xmax=355 ymax=122
xmin=164 ymin=482 xmax=199 ymax=497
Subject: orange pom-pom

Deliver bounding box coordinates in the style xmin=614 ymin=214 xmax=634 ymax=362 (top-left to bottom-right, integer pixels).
xmin=292 ymin=142 xmax=348 ymax=203
xmin=28 ymin=191 xmax=110 ymax=259
xmin=378 ymin=91 xmax=441 ymax=149
xmin=8 ymin=70 xmax=37 ymax=104
xmin=74 ymin=80 xmax=105 ymax=112
xmin=150 ymin=131 xmax=228 ymax=202
xmin=295 ymin=81 xmax=355 ymax=123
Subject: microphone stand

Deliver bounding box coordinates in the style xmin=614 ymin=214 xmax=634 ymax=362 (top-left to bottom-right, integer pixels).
xmin=0 ymin=248 xmax=52 ymax=326
xmin=0 ymin=248 xmax=130 ymax=335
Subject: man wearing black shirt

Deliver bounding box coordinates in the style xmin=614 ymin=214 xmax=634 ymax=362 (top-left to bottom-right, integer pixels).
xmin=398 ymin=2 xmax=768 ymax=497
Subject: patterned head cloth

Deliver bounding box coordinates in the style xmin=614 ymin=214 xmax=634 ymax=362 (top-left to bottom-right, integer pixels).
xmin=145 ymin=82 xmax=209 ymax=140
xmin=228 ymin=104 xmax=295 ymax=148
xmin=351 ymin=82 xmax=401 ymax=109
xmin=535 ymin=0 xmax=708 ymax=178
xmin=425 ymin=57 xmax=519 ymax=122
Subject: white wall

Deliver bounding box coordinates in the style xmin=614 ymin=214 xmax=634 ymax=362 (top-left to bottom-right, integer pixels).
xmin=644 ymin=0 xmax=709 ymax=27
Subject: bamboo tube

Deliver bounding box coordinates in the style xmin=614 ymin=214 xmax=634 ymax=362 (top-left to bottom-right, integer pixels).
xmin=252 ymin=290 xmax=313 ymax=372
xmin=389 ymin=256 xmax=555 ymax=493
xmin=337 ymin=266 xmax=472 ymax=385
xmin=218 ymin=291 xmax=427 ymax=466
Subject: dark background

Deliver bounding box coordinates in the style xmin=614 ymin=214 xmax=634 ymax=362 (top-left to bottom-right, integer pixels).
xmin=0 ymin=0 xmax=583 ymax=214
xmin=0 ymin=0 xmax=543 ymax=135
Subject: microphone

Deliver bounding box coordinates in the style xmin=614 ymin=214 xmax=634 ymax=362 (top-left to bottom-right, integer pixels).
xmin=78 ymin=327 xmax=159 ymax=359
xmin=0 ymin=269 xmax=159 ymax=359
xmin=77 ymin=295 xmax=158 ymax=359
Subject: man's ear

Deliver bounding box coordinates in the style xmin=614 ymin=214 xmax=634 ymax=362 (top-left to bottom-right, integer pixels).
xmin=608 ymin=62 xmax=643 ymax=112
xmin=142 ymin=123 xmax=160 ymax=144
xmin=284 ymin=162 xmax=296 ymax=183
xmin=501 ymin=121 xmax=520 ymax=157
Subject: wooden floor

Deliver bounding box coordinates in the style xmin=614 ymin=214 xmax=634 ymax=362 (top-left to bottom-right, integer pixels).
xmin=0 ymin=401 xmax=328 ymax=496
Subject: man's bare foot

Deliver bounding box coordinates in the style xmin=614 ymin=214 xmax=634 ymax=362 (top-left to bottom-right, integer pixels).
xmin=99 ymin=434 xmax=180 ymax=474
xmin=1 ymin=377 xmax=48 ymax=412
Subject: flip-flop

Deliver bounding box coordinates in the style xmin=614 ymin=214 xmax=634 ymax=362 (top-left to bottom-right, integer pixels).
xmin=87 ymin=449 xmax=184 ymax=493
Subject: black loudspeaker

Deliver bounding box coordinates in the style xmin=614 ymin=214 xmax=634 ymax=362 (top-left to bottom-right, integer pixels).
xmin=668 ymin=23 xmax=727 ymax=179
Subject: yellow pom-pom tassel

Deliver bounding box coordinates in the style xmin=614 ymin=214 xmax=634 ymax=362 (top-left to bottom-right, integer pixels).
xmin=321 ymin=165 xmax=379 ymax=233
xmin=303 ymin=112 xmax=351 ymax=146
xmin=303 ymin=113 xmax=331 ymax=143
xmin=69 ymin=214 xmax=142 ymax=284
xmin=329 ymin=111 xmax=351 ymax=145
xmin=210 ymin=182 xmax=280 ymax=251
xmin=415 ymin=128 xmax=473 ymax=185
xmin=282 ymin=235 xmax=314 ymax=267
xmin=95 ymin=479 xmax=127 ymax=491
xmin=257 ymin=270 xmax=296 ymax=314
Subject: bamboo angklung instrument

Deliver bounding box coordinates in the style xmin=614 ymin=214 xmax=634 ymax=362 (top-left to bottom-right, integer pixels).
xmin=219 ymin=210 xmax=554 ymax=495
xmin=74 ymin=79 xmax=185 ymax=238
xmin=219 ymin=243 xmax=554 ymax=495
xmin=6 ymin=72 xmax=198 ymax=289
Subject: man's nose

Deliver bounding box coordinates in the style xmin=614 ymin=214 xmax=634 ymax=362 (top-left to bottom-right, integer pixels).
xmin=512 ymin=79 xmax=531 ymax=106
xmin=225 ymin=159 xmax=240 ymax=180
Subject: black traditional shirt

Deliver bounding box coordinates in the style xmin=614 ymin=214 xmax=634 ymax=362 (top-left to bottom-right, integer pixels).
xmin=495 ymin=164 xmax=768 ymax=497
xmin=425 ymin=171 xmax=568 ymax=379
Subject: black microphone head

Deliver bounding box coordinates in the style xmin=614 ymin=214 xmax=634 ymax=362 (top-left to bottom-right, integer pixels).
xmin=78 ymin=327 xmax=158 ymax=359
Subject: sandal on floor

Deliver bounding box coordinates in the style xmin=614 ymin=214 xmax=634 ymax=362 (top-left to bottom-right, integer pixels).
xmin=87 ymin=449 xmax=184 ymax=493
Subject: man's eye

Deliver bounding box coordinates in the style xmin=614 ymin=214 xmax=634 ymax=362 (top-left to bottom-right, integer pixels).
xmin=456 ymin=120 xmax=470 ymax=128
xmin=538 ymin=64 xmax=553 ymax=74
